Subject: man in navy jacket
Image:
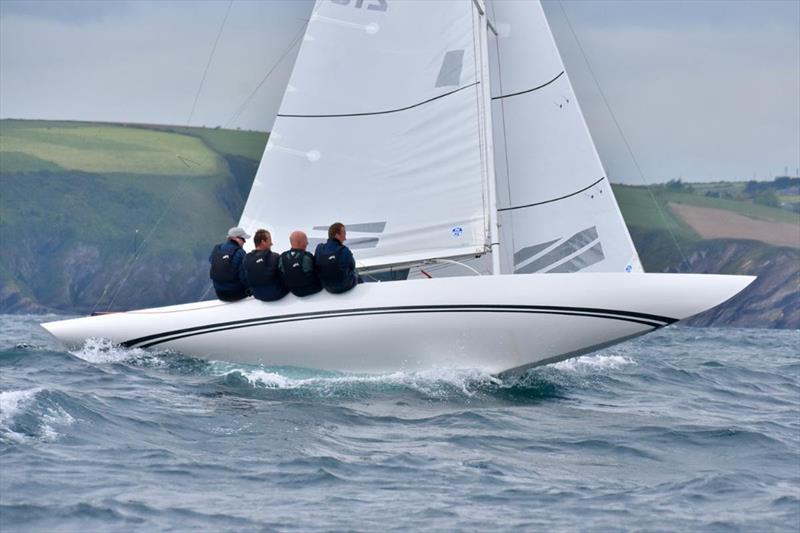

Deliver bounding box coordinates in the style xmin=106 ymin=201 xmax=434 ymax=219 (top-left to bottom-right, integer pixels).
xmin=209 ymin=226 xmax=250 ymax=301
xmin=314 ymin=222 xmax=361 ymax=294
xmin=279 ymin=231 xmax=322 ymax=297
xmin=244 ymin=229 xmax=288 ymax=302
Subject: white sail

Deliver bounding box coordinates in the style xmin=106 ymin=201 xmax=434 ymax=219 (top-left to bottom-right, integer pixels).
xmin=240 ymin=0 xmax=489 ymax=269
xmin=487 ymin=0 xmax=643 ymax=275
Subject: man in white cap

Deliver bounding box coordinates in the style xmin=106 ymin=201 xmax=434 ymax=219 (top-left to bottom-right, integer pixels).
xmin=208 ymin=226 xmax=251 ymax=301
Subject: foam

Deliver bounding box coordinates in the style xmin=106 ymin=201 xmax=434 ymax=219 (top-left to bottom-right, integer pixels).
xmin=554 ymin=354 xmax=636 ymax=372
xmin=69 ymin=337 xmax=166 ymax=366
xmin=223 ymin=367 xmax=502 ymax=398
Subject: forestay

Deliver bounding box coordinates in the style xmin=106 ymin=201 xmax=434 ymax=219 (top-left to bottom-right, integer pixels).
xmin=240 ymin=0 xmax=489 ymax=269
xmin=487 ymin=0 xmax=643 ymax=274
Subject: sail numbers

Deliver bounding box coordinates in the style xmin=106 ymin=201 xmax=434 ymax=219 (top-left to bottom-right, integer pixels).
xmin=330 ymin=0 xmax=388 ymax=12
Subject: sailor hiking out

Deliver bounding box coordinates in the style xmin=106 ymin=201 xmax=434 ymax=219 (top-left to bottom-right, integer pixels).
xmin=314 ymin=222 xmax=362 ymax=294
xmin=209 ymin=226 xmax=250 ymax=301
xmin=244 ymin=229 xmax=288 ymax=302
xmin=279 ymin=230 xmax=323 ymax=297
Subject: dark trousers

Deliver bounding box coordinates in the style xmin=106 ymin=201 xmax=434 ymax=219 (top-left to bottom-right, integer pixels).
xmin=215 ymin=287 xmax=248 ymax=302
xmin=325 ymin=273 xmax=361 ymax=294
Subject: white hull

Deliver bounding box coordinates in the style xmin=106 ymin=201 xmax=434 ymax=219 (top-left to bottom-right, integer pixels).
xmin=42 ymin=274 xmax=753 ymax=375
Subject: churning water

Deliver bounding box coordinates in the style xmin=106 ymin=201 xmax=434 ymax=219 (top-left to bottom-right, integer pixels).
xmin=1 ymin=314 xmax=798 ymax=531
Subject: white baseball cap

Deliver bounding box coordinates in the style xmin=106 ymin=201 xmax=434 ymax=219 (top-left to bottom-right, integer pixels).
xmin=227 ymin=226 xmax=251 ymax=240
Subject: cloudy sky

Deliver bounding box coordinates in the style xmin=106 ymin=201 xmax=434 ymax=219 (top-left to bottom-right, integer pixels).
xmin=1 ymin=0 xmax=798 ymax=183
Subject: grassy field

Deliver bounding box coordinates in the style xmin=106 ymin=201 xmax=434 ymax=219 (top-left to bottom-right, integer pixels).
xmin=661 ymin=190 xmax=798 ymax=224
xmin=145 ymin=125 xmax=268 ymax=161
xmin=612 ymin=184 xmax=798 ymax=235
xmin=0 ymin=120 xmax=226 ymax=176
xmin=611 ymin=185 xmax=699 ymax=242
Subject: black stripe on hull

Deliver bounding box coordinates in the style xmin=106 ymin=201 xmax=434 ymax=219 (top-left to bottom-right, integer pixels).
xmin=122 ymin=305 xmax=678 ymax=349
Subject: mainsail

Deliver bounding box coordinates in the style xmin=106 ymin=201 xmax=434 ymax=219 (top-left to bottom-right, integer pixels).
xmin=239 ymin=0 xmax=491 ymax=269
xmin=487 ymin=0 xmax=643 ymax=274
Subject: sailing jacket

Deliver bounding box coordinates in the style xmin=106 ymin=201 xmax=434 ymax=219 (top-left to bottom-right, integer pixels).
xmin=209 ymin=239 xmax=247 ymax=293
xmin=244 ymin=249 xmax=288 ymax=302
xmin=314 ymin=238 xmax=358 ymax=294
xmin=279 ymin=248 xmax=322 ymax=297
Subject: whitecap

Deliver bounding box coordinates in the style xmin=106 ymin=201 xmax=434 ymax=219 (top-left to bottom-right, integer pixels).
xmin=222 ymin=366 xmax=502 ymax=399
xmin=554 ymin=354 xmax=636 ymax=372
xmin=0 ymin=387 xmax=74 ymax=443
xmin=0 ymin=387 xmax=41 ymax=425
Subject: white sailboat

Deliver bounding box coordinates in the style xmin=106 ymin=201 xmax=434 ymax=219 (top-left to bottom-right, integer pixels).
xmin=42 ymin=0 xmax=753 ymax=375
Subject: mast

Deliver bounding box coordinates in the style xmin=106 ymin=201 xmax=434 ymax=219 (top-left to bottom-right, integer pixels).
xmin=473 ymin=0 xmax=501 ymax=275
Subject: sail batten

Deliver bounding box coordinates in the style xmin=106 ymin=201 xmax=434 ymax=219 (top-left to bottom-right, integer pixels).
xmin=277 ymin=81 xmax=481 ymax=119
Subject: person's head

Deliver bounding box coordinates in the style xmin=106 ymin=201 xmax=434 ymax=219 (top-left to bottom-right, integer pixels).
xmin=253 ymin=229 xmax=272 ymax=251
xmin=289 ymin=230 xmax=308 ymax=250
xmin=227 ymin=226 xmax=251 ymax=247
xmin=328 ymin=222 xmax=346 ymax=242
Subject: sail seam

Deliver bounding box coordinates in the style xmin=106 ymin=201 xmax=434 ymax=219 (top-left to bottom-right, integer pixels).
xmin=491 ymin=71 xmax=564 ymax=100
xmin=277 ymin=82 xmax=479 ymax=118
xmin=498 ymin=176 xmax=606 ymax=212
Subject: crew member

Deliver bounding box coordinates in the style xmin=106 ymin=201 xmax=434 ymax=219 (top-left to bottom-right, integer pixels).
xmin=279 ymin=230 xmax=322 ymax=297
xmin=244 ymin=229 xmax=288 ymax=302
xmin=314 ymin=222 xmax=361 ymax=294
xmin=209 ymin=226 xmax=250 ymax=302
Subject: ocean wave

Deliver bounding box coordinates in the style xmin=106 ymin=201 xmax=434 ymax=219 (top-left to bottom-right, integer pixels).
xmin=210 ymin=358 xmax=628 ymax=403
xmin=0 ymin=388 xmax=74 ymax=443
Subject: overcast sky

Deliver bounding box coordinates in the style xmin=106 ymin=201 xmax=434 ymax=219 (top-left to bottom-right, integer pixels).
xmin=1 ymin=0 xmax=798 ymax=183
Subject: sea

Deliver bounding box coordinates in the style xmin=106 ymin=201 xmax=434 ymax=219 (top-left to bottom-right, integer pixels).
xmin=0 ymin=314 xmax=798 ymax=532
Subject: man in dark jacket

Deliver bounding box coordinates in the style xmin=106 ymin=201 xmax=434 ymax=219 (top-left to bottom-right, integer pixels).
xmin=209 ymin=226 xmax=250 ymax=301
xmin=244 ymin=229 xmax=288 ymax=302
xmin=314 ymin=222 xmax=361 ymax=294
xmin=279 ymin=230 xmax=322 ymax=297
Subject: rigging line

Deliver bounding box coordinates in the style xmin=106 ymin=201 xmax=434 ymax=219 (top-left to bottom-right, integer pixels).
xmin=187 ymin=0 xmax=234 ymax=126
xmin=92 ymin=2 xmax=235 ymax=313
xmin=103 ymin=173 xmax=197 ymax=312
xmin=491 ymin=71 xmax=565 ymax=100
xmin=90 ymin=174 xmax=194 ymax=313
xmin=278 ymin=82 xmax=480 ymax=119
xmin=200 ymin=284 xmax=213 ymax=301
xmin=224 ymin=22 xmax=307 ymax=128
xmin=555 ymin=0 xmax=691 ymax=270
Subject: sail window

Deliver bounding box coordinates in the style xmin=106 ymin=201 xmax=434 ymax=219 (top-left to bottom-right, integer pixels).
xmin=436 ymin=50 xmax=465 ymax=87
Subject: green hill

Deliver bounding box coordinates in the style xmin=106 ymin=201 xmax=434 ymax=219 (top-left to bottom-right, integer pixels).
xmin=0 ymin=119 xmax=267 ymax=312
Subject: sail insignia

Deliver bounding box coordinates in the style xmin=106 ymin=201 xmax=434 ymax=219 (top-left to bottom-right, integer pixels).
xmin=514 ymin=226 xmax=605 ymax=274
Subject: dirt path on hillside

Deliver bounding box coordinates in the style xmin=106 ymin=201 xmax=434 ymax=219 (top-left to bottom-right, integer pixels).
xmin=670 ymin=203 xmax=800 ymax=249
